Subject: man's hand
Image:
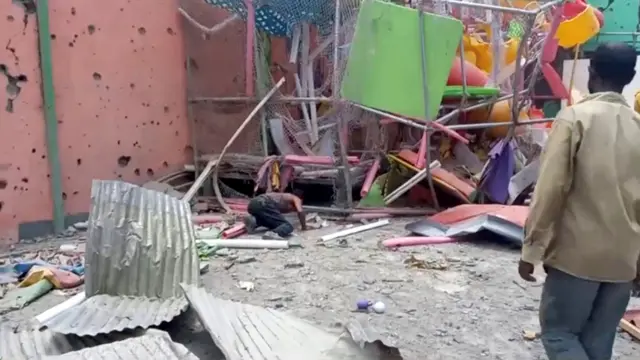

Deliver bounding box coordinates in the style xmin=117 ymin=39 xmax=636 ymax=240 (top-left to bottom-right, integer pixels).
xmin=518 ymin=260 xmax=536 ymax=282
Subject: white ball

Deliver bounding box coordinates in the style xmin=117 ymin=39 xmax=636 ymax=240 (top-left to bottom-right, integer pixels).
xmin=372 ymin=301 xmax=386 ymax=314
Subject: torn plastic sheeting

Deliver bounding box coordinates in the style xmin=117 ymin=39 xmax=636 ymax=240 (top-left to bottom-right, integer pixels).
xmin=40 ymin=294 xmax=189 ymax=336
xmin=180 ymin=284 xmax=404 ymax=360
xmin=41 ymin=330 xmax=198 ymax=360
xmin=508 ymin=158 xmax=539 ymax=204
xmin=0 ymin=279 xmax=53 ymax=315
xmin=405 ymin=214 xmax=524 ymax=247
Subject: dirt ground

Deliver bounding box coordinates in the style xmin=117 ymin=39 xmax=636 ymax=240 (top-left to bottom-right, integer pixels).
xmin=3 ymin=219 xmax=640 ymax=359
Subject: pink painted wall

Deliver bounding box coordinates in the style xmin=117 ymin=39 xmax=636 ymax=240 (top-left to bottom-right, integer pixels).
xmin=0 ymin=0 xmax=252 ymax=246
xmin=0 ymin=3 xmax=49 ymax=245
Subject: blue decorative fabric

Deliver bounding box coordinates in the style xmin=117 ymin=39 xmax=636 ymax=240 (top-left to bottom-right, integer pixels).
xmin=205 ymin=0 xmax=334 ymax=37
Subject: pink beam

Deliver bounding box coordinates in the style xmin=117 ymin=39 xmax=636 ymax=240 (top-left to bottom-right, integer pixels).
xmin=541 ymin=8 xmax=563 ymax=63
xmin=382 ymin=236 xmax=458 ymax=248
xmin=192 ymin=214 xmax=225 ymax=224
xmin=244 ymin=0 xmax=255 ymax=97
xmin=222 ymin=223 xmax=247 ymax=238
xmin=360 ymin=158 xmax=381 ymax=197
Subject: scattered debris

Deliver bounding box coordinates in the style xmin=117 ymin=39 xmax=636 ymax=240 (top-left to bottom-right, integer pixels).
xmin=320 ymin=219 xmax=390 ymax=242
xmin=403 ymin=255 xmax=449 ymax=270
xmin=236 ymin=281 xmax=255 ymax=291
xmin=522 ymin=330 xmax=539 ymax=341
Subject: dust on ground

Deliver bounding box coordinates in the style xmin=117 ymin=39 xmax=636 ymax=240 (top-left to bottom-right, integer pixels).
xmin=2 ymin=219 xmax=640 ymax=359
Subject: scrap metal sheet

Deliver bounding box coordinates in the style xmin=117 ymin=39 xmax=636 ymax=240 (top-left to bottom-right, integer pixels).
xmin=41 ymin=330 xmax=198 ymax=360
xmin=41 ymin=180 xmax=198 ymax=336
xmin=0 ymin=326 xmax=136 ymax=360
xmin=181 ymin=284 xmax=403 ymax=360
xmin=85 ymin=180 xmax=199 ymax=298
xmin=40 ymin=295 xmax=188 ymax=336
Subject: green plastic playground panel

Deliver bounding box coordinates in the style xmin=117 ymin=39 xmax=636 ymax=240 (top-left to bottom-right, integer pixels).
xmin=341 ymin=0 xmax=464 ymax=120
xmin=443 ymin=86 xmax=500 ymax=98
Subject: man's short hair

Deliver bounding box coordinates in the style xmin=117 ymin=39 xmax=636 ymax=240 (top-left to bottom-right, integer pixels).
xmin=591 ymin=42 xmax=637 ymax=87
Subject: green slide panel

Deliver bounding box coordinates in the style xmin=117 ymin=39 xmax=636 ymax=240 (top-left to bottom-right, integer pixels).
xmin=342 ymin=0 xmax=464 ymax=120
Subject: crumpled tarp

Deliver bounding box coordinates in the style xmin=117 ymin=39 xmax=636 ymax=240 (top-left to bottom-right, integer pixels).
xmin=181 ymin=283 xmax=403 ymax=360
xmin=19 ymin=266 xmax=83 ymax=289
xmin=0 ymin=260 xmax=84 ymax=285
xmin=40 ymin=180 xmax=199 ymax=336
xmin=0 ymin=279 xmax=53 ymax=315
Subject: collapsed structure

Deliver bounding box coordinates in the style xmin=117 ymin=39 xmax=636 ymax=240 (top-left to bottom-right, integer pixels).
xmin=175 ymin=0 xmax=602 ymax=224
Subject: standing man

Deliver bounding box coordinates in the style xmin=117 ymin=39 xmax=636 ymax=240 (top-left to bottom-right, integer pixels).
xmin=243 ymin=192 xmax=307 ymax=239
xmin=519 ymin=42 xmax=640 ymax=360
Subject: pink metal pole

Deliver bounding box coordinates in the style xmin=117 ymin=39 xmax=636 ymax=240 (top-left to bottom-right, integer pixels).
xmin=360 ymin=158 xmax=381 ymax=197
xmin=245 ymin=0 xmax=255 ymax=97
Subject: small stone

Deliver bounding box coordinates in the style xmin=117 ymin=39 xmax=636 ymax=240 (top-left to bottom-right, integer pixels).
xmin=284 ymin=261 xmax=304 ymax=269
xmin=522 ymin=330 xmax=539 ymax=341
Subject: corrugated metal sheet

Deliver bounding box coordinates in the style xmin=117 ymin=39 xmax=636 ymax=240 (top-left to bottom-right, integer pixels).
xmin=40 ymin=181 xmax=199 ymax=336
xmin=41 ymin=330 xmax=198 ymax=360
xmin=40 ymin=295 xmax=188 ymax=336
xmin=85 ymin=180 xmax=199 ymax=298
xmin=0 ymin=326 xmax=139 ymax=360
xmin=180 ymin=284 xmax=404 ymax=360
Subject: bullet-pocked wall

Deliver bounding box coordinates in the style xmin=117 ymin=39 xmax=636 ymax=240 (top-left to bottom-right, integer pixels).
xmin=0 ymin=0 xmax=251 ymax=246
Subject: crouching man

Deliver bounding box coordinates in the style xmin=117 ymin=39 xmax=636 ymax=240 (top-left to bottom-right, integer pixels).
xmin=243 ymin=192 xmax=307 ymax=239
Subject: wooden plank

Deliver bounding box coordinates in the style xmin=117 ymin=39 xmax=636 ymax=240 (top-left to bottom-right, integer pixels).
xmin=620 ymin=319 xmax=640 ymax=340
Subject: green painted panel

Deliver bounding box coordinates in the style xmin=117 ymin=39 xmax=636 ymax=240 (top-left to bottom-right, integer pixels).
xmin=584 ymin=0 xmax=640 ymax=51
xmin=341 ymin=0 xmax=463 ymax=120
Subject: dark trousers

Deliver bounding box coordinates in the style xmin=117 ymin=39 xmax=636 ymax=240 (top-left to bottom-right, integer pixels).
xmin=247 ymin=196 xmax=293 ymax=237
xmin=539 ymin=267 xmax=632 ymax=360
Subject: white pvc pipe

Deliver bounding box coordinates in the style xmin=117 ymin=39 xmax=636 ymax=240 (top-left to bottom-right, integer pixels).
xmin=197 ymin=239 xmax=289 ymax=249
xmin=289 ymin=25 xmax=302 ymax=64
xmin=320 ymin=219 xmax=390 ymax=242
xmin=35 ymin=292 xmax=86 ymax=324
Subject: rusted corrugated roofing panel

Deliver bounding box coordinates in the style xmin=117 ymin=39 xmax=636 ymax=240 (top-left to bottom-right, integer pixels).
xmin=180 ymin=284 xmax=403 ymax=360
xmin=39 ymin=181 xmax=198 ymax=336
xmin=40 ymin=295 xmax=188 ymax=336
xmin=41 ymin=330 xmax=198 ymax=360
xmin=85 ymin=180 xmax=199 ymax=298
xmin=0 ymin=326 xmax=136 ymax=360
